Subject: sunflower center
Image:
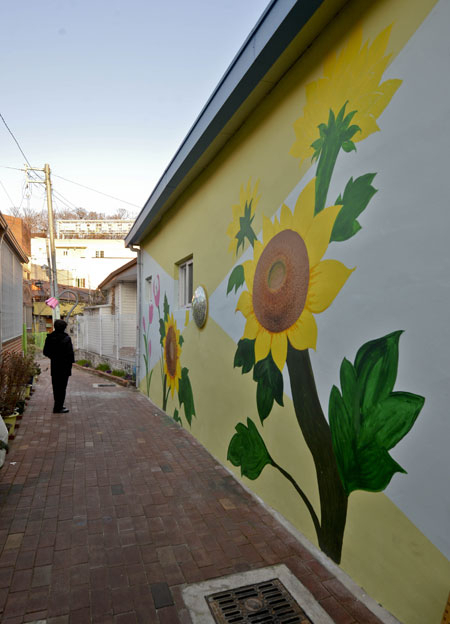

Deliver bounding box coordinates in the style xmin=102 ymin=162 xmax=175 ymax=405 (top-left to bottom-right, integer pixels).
xmin=165 ymin=326 xmax=177 ymax=377
xmin=253 ymin=229 xmax=309 ymax=333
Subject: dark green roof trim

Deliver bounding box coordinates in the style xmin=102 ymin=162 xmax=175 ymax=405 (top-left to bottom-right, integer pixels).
xmin=125 ymin=0 xmax=327 ymax=246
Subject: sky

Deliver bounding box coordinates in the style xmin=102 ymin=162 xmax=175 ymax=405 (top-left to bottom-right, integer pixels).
xmin=0 ymin=0 xmax=269 ymax=219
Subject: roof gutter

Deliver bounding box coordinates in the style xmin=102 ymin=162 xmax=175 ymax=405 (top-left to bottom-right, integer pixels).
xmin=125 ymin=0 xmax=346 ymax=247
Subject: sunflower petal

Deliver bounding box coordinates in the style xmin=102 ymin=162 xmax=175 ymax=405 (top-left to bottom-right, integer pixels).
xmin=304 ymin=204 xmax=341 ymax=266
xmin=262 ymin=215 xmax=275 ymax=245
xmin=236 ymin=290 xmax=252 ymax=317
xmin=242 ymin=260 xmax=256 ymax=290
xmin=243 ymin=314 xmax=259 ymax=341
xmin=255 ymin=329 xmax=271 ymax=363
xmin=306 ymin=260 xmax=354 ymax=313
xmin=280 ymin=203 xmax=293 ymax=230
xmin=287 ymin=310 xmax=317 ymax=351
xmin=293 ymin=178 xmax=315 ymax=237
xmin=270 ymin=332 xmax=288 ymax=372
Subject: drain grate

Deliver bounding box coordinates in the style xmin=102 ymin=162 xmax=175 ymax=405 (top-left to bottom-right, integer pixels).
xmin=206 ymin=578 xmax=314 ymax=623
xmin=92 ymin=383 xmax=117 ymax=387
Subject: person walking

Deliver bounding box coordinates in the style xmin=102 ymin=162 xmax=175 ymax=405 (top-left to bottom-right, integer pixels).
xmin=43 ymin=319 xmax=75 ymax=414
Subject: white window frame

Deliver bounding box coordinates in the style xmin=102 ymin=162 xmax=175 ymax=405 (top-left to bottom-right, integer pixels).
xmin=178 ymin=258 xmax=193 ymax=308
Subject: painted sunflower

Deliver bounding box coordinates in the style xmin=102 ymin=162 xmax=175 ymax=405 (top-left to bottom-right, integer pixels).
xmin=290 ymin=25 xmax=401 ymax=166
xmin=226 ymin=179 xmax=260 ymax=255
xmin=163 ymin=314 xmax=182 ymax=397
xmin=236 ymin=179 xmax=353 ymax=372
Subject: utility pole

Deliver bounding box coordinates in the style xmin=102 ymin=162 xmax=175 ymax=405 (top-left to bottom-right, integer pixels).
xmin=25 ymin=164 xmax=60 ymax=321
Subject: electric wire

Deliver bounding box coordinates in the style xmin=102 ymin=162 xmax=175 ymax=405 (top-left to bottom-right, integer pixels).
xmin=53 ymin=174 xmax=140 ymax=208
xmin=0 ymin=177 xmax=15 ymax=206
xmin=0 ymin=114 xmax=139 ymax=212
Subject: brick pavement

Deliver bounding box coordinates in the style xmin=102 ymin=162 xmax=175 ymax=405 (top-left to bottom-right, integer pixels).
xmin=0 ymin=361 xmax=387 ymax=623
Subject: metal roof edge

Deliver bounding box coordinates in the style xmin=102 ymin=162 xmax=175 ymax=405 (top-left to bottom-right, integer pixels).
xmin=0 ymin=212 xmax=29 ymax=263
xmin=125 ymin=0 xmax=337 ymax=247
xmin=97 ymin=258 xmax=137 ymax=290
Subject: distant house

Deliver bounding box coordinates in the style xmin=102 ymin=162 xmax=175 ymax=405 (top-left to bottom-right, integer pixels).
xmin=56 ymin=219 xmax=134 ymax=239
xmin=74 ymin=258 xmax=136 ymax=373
xmin=125 ymin=1 xmax=450 ymax=623
xmin=3 ymin=215 xmax=33 ymax=333
xmin=0 ymin=212 xmax=29 ymax=354
xmin=31 ymin=236 xmax=136 ymax=290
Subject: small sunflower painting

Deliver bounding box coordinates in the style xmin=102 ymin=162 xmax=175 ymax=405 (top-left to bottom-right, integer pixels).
xmin=151 ymin=285 xmax=196 ymax=427
xmin=225 ymin=24 xmax=424 ymax=565
xmin=163 ymin=314 xmax=182 ymax=397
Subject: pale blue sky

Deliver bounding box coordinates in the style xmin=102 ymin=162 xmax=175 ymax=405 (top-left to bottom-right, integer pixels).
xmin=0 ymin=0 xmax=268 ymax=217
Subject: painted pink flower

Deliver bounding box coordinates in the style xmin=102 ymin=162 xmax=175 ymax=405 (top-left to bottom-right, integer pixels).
xmin=142 ymin=316 xmax=146 ymax=332
xmin=148 ymin=303 xmax=154 ymax=325
xmin=153 ymin=275 xmax=160 ymax=308
xmin=45 ymin=297 xmax=59 ymax=309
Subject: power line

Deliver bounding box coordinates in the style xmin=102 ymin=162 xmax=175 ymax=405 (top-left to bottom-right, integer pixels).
xmin=53 ymin=174 xmax=140 ymax=208
xmin=0 ymin=113 xmax=140 ymax=210
xmin=0 ymin=177 xmax=15 ymax=206
xmin=0 ymin=113 xmax=33 ymax=168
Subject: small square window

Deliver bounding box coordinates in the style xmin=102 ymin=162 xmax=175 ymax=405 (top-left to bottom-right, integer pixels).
xmin=76 ymin=278 xmax=86 ymax=288
xmin=95 ymin=250 xmax=104 ymax=258
xmin=178 ymin=258 xmax=193 ymax=308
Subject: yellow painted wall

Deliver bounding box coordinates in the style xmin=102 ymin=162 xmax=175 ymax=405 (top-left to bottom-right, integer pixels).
xmin=139 ymin=1 xmax=450 ymax=622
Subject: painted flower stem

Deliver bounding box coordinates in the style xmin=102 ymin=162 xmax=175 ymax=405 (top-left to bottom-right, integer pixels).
xmin=271 ymin=460 xmax=321 ymax=538
xmin=286 ymin=344 xmax=348 ymax=563
xmin=162 ymin=375 xmax=168 ymax=412
xmin=315 ymin=141 xmax=341 ymax=215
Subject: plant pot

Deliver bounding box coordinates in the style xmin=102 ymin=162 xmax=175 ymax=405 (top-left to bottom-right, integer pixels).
xmin=0 ymin=418 xmax=8 ymax=468
xmin=2 ymin=411 xmax=18 ymax=439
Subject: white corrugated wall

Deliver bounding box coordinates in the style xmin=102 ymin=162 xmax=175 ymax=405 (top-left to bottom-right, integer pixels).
xmin=1 ymin=240 xmax=23 ymax=342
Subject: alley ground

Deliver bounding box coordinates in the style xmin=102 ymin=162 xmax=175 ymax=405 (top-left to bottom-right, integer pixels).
xmin=0 ymin=361 xmax=390 ymax=623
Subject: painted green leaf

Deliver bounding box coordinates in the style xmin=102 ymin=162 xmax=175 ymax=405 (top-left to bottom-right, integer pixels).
xmin=339 ymin=357 xmax=359 ymax=423
xmin=329 ymin=385 xmax=356 ymax=490
xmin=354 ymin=330 xmax=402 ymax=414
xmin=341 ymin=140 xmax=356 ymax=153
xmin=235 ymin=200 xmax=257 ymax=254
xmin=173 ymin=408 xmax=181 ymax=424
xmin=345 ymin=441 xmax=406 ymax=494
xmin=253 ymin=353 xmax=284 ymax=423
xmin=178 ymin=367 xmax=195 ymax=426
xmin=330 ymin=173 xmax=377 ymax=242
xmin=256 ymin=382 xmax=274 ymax=425
xmin=179 ymin=335 xmax=184 ymax=347
xmin=234 ymin=339 xmax=255 ymax=374
xmin=163 ymin=293 xmax=170 ymax=322
xmin=227 ymin=418 xmax=273 ymax=480
xmin=329 ymin=331 xmax=425 ymax=496
xmin=159 ymin=318 xmax=165 ymax=347
xmin=227 ymin=265 xmax=245 ymax=295
xmin=359 ymin=391 xmax=424 ymax=450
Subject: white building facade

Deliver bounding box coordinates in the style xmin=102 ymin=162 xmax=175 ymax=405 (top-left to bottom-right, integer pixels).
xmin=31 ymin=237 xmax=136 ymax=290
xmin=56 ymin=219 xmax=134 ymax=239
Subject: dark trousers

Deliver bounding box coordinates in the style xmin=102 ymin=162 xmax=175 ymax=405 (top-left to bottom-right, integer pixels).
xmin=52 ymin=373 xmax=69 ymax=412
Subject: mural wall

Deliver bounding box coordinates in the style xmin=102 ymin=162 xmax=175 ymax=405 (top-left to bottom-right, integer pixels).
xmin=138 ymin=1 xmax=450 ymax=622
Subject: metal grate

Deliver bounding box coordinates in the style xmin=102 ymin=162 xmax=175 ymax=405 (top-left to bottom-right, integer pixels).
xmin=92 ymin=383 xmax=117 ymax=387
xmin=206 ymin=578 xmax=314 ymax=623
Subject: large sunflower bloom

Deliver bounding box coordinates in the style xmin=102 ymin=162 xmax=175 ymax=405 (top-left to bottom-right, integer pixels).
xmin=226 ymin=179 xmax=260 ymax=255
xmin=163 ymin=314 xmax=182 ymax=397
xmin=236 ymin=179 xmax=353 ymax=372
xmin=290 ymin=25 xmax=401 ymax=166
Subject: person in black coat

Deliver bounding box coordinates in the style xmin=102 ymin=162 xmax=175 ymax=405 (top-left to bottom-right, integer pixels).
xmin=43 ymin=319 xmax=75 ymax=413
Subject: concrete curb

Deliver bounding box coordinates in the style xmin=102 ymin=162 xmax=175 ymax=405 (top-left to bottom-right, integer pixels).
xmin=73 ymin=363 xmax=135 ymax=387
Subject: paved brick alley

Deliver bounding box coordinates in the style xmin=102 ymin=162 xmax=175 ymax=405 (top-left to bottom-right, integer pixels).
xmin=0 ymin=362 xmax=387 ymax=623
